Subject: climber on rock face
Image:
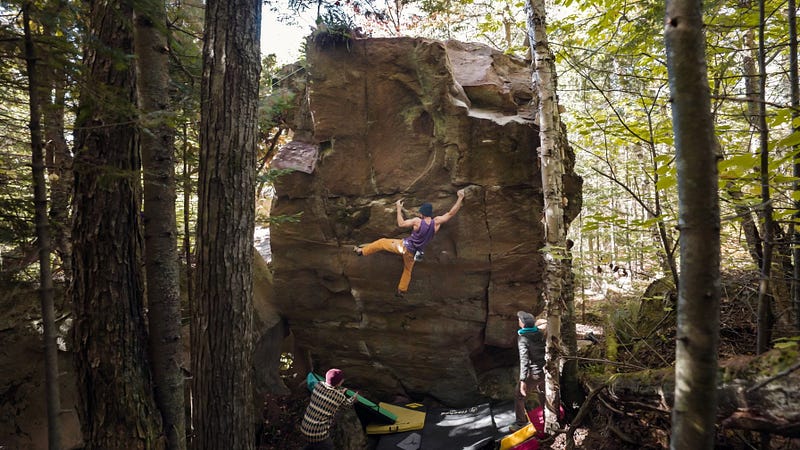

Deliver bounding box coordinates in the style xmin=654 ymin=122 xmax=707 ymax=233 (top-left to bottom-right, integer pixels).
xmin=354 ymin=189 xmax=465 ymax=298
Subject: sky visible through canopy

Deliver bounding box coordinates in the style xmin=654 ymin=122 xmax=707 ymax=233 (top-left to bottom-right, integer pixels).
xmin=261 ymin=8 xmax=313 ymax=63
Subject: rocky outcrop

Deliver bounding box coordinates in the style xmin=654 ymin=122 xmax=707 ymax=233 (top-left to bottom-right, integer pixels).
xmin=264 ymin=36 xmax=581 ymax=406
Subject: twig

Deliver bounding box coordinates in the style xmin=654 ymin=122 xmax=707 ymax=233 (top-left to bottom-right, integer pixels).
xmin=620 ymin=400 xmax=670 ymax=414
xmin=566 ymin=384 xmax=606 ymax=450
xmin=562 ymin=356 xmax=647 ymax=371
xmin=746 ymin=361 xmax=800 ymax=393
xmin=597 ymin=393 xmax=626 ymax=415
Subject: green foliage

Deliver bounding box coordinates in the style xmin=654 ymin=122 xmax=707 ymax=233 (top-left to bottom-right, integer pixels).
xmin=554 ymin=0 xmax=800 ymax=290
xmin=773 ymin=336 xmax=800 ymax=350
xmin=257 ymin=168 xmax=296 ymax=185
xmin=258 ymin=56 xmax=298 ymax=161
xmin=267 ymin=211 xmax=303 ymax=227
xmin=311 ymin=9 xmax=359 ymax=48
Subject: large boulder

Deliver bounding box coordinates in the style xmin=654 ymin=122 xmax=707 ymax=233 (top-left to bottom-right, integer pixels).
xmin=266 ymin=36 xmax=581 ymax=406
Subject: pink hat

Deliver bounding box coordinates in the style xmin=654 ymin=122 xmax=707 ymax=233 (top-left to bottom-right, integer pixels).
xmin=326 ymin=368 xmax=344 ymax=386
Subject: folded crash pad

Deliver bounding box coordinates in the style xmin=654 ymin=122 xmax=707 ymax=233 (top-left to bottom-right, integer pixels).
xmin=421 ymin=403 xmax=497 ymax=449
xmin=499 ymin=405 xmax=564 ymax=450
xmin=499 ymin=423 xmax=537 ymax=450
xmin=306 ymin=372 xmax=397 ymax=424
xmin=367 ymin=403 xmax=426 ymax=435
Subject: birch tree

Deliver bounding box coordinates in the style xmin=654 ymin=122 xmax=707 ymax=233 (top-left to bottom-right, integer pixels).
xmin=526 ymin=0 xmax=571 ymax=433
xmin=664 ymin=0 xmax=721 ymax=448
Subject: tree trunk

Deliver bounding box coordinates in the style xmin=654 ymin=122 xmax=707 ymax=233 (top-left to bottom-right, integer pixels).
xmin=664 ymin=1 xmax=721 ymax=449
xmin=23 ymin=5 xmax=62 ymax=448
xmin=191 ymin=0 xmax=261 ymax=447
xmin=41 ymin=7 xmax=73 ymax=283
xmin=790 ymin=0 xmax=800 ymax=332
xmin=71 ymin=0 xmax=164 ymax=447
xmin=181 ymin=129 xmax=195 ymax=445
xmin=561 ymin=244 xmax=583 ymax=416
xmin=738 ymin=3 xmax=793 ymax=337
xmin=755 ymin=0 xmax=774 ymax=356
xmin=133 ymin=1 xmax=186 ymax=448
xmin=526 ymin=0 xmax=571 ymax=433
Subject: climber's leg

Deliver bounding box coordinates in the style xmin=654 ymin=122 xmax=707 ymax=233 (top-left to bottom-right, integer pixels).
xmin=397 ymin=251 xmax=416 ymax=294
xmin=360 ymin=238 xmax=404 ymax=256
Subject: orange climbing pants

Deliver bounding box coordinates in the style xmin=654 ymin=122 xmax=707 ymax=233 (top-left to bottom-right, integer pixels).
xmin=361 ymin=238 xmax=416 ymax=293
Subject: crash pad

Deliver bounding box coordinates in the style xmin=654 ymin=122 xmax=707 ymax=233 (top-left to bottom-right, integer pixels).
xmin=421 ymin=403 xmax=497 ymax=449
xmin=490 ymin=401 xmax=517 ymax=434
xmin=366 ymin=403 xmax=426 ymax=435
xmin=499 ymin=423 xmax=537 ymax=450
xmin=375 ymin=430 xmax=423 ymax=450
xmin=306 ymin=372 xmax=397 ymax=424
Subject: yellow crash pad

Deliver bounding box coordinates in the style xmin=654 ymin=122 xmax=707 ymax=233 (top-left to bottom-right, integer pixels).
xmin=366 ymin=403 xmax=426 ymax=435
xmin=499 ymin=422 xmax=537 ymax=450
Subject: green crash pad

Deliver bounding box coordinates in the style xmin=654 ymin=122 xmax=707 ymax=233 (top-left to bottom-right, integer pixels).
xmin=366 ymin=403 xmax=426 ymax=435
xmin=306 ymin=372 xmax=397 ymax=425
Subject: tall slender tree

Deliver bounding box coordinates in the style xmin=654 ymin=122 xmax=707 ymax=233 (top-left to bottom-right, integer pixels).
xmin=23 ymin=3 xmax=61 ymax=448
xmin=133 ymin=0 xmax=186 ymax=448
xmin=754 ymin=2 xmax=774 ymax=446
xmin=790 ymin=0 xmax=800 ymax=331
xmin=40 ymin=0 xmax=74 ymax=282
xmin=755 ymin=0 xmax=773 ymax=355
xmin=70 ymin=0 xmax=164 ymax=447
xmin=191 ymin=0 xmax=261 ymax=447
xmin=526 ymin=0 xmax=571 ymax=433
xmin=664 ymin=0 xmax=721 ymax=448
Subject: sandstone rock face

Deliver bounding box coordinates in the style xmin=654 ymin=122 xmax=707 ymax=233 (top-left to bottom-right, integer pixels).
xmin=267 ymin=36 xmax=581 ymax=406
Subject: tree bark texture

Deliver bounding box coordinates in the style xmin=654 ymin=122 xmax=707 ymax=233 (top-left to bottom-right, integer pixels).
xmin=23 ymin=5 xmax=62 ymax=448
xmin=789 ymin=0 xmax=800 ymax=332
xmin=664 ymin=1 xmax=721 ymax=449
xmin=133 ymin=0 xmax=186 ymax=448
xmin=191 ymin=0 xmax=261 ymax=447
xmin=71 ymin=0 xmax=164 ymax=448
xmin=527 ymin=0 xmax=570 ymax=433
xmin=560 ymin=250 xmax=584 ymax=415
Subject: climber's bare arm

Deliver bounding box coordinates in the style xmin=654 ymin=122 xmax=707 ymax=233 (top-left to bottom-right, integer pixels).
xmin=435 ymin=189 xmax=465 ymax=225
xmin=396 ymin=199 xmax=417 ymax=228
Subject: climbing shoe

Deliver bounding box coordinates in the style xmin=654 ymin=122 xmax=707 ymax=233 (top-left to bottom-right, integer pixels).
xmin=353 ymin=246 xmax=363 ymax=256
xmin=395 ymin=290 xmax=406 ymax=299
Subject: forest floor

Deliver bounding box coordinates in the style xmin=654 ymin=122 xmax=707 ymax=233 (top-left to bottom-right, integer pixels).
xmin=2 ymin=271 xmax=791 ymax=449
xmin=256 ymin=269 xmax=800 ymax=449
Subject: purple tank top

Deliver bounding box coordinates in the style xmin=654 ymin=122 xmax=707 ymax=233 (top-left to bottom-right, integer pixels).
xmin=403 ymin=218 xmax=436 ymax=253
